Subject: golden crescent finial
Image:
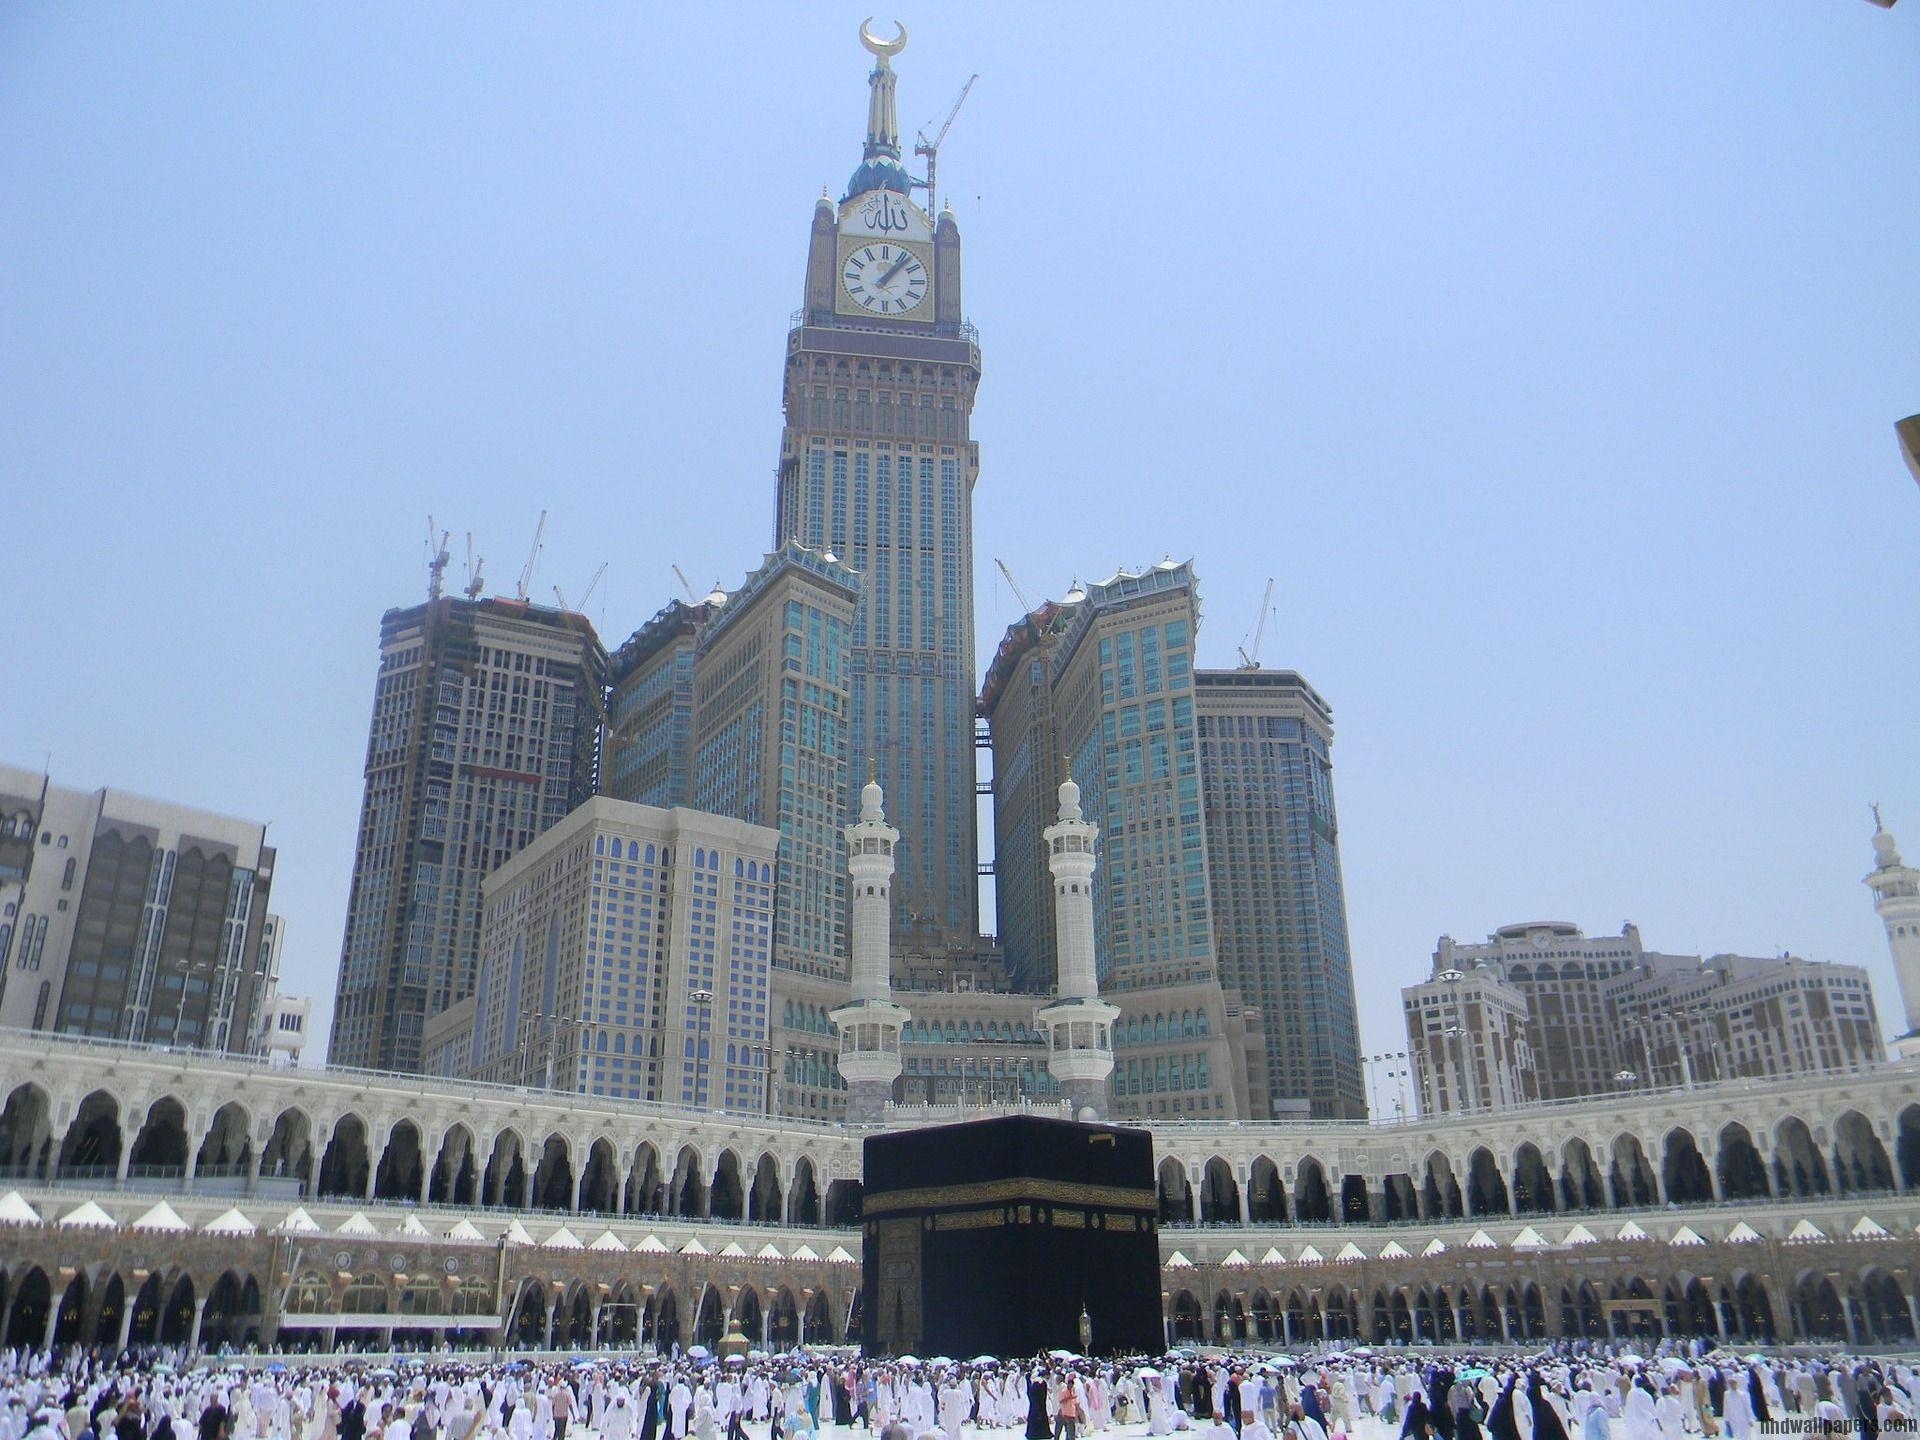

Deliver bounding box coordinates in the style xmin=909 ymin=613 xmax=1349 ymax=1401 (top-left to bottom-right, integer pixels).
xmin=859 ymin=17 xmax=908 ymax=60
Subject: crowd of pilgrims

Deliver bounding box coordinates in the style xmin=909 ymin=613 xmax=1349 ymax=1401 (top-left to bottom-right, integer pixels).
xmin=0 ymin=1344 xmax=1915 ymax=1440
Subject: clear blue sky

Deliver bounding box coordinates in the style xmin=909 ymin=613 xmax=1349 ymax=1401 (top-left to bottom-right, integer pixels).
xmin=3 ymin=4 xmax=1917 ymax=1068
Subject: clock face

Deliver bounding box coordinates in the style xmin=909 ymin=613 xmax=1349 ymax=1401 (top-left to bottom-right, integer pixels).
xmin=841 ymin=243 xmax=928 ymax=316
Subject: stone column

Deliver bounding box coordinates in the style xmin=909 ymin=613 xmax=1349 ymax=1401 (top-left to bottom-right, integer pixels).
xmin=570 ymin=1169 xmax=583 ymax=1214
xmin=246 ymin=1146 xmax=264 ymax=1197
xmin=1499 ymin=1304 xmax=1513 ymax=1343
xmin=1187 ymin=1170 xmax=1201 ymax=1225
xmin=187 ymin=1295 xmax=208 ymax=1353
xmin=1712 ymin=1299 xmax=1729 ymax=1342
xmin=522 ymin=1170 xmax=535 ymax=1211
xmin=182 ymin=1139 xmax=200 ymax=1194
xmin=1237 ymin=1170 xmax=1252 ymax=1225
xmin=41 ymin=1292 xmax=60 ymax=1353
xmin=1905 ymin=1293 xmax=1920 ymax=1337
xmin=115 ymin=1140 xmax=134 ymax=1185
xmin=363 ymin=1156 xmax=378 ymax=1201
xmin=116 ymin=1299 xmax=135 ymax=1354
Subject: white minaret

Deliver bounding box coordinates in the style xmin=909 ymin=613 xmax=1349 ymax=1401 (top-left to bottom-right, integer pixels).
xmin=832 ymin=770 xmax=911 ymax=1121
xmin=1865 ymin=806 xmax=1920 ymax=1060
xmin=1035 ymin=769 xmax=1119 ymax=1121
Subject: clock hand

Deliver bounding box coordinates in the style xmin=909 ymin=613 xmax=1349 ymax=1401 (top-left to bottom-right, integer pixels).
xmin=876 ymin=252 xmax=911 ymax=289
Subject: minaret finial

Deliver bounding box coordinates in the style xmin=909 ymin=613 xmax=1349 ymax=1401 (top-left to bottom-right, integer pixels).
xmin=868 ymin=755 xmax=878 ymax=785
xmin=1874 ymin=801 xmax=1885 ymax=834
xmin=858 ymin=19 xmax=907 ymax=162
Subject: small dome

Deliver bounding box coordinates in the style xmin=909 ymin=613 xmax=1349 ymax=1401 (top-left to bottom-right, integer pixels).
xmin=860 ymin=775 xmax=886 ymax=823
xmin=1061 ymin=579 xmax=1086 ymax=604
xmin=845 ymin=155 xmax=914 ymax=202
xmin=703 ymin=583 xmax=728 ymax=607
xmin=1057 ymin=774 xmax=1083 ymax=823
xmin=1875 ymin=828 xmax=1902 ymax=868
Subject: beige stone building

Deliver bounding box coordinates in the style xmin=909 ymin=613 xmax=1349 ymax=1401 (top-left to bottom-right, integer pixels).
xmin=1406 ymin=921 xmax=1883 ymax=1113
xmin=0 ymin=764 xmax=279 ymax=1058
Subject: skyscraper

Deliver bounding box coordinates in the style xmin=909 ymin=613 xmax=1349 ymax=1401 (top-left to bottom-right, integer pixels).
xmin=775 ymin=24 xmax=980 ymax=959
xmin=606 ymin=541 xmax=861 ymax=1118
xmin=979 ymin=600 xmax=1072 ymax=993
xmin=465 ymin=797 xmax=779 ymax=1111
xmin=1195 ymin=668 xmax=1365 ymax=1118
xmin=604 ymin=595 xmax=717 ymax=811
xmin=329 ymin=596 xmax=607 ymax=1073
xmin=985 ymin=563 xmax=1267 ymax=1121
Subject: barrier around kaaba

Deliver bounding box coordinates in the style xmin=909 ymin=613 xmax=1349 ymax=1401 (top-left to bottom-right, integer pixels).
xmin=860 ymin=1114 xmax=1162 ymax=1358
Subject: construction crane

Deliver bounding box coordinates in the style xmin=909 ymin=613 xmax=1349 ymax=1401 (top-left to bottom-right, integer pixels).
xmin=463 ymin=533 xmax=486 ymax=601
xmin=995 ymin=557 xmax=1038 ymax=616
xmin=424 ymin=517 xmax=451 ymax=600
xmin=1236 ymin=577 xmax=1276 ymax=670
xmin=554 ymin=562 xmax=608 ymax=615
xmin=578 ymin=561 xmax=607 ymax=611
xmin=913 ymin=73 xmax=978 ymax=217
xmin=515 ymin=510 xmax=547 ymax=602
xmin=672 ymin=564 xmax=698 ymax=602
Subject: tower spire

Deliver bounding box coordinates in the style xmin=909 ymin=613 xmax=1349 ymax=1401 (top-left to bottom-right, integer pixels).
xmin=845 ymin=20 xmax=915 ymax=202
xmin=1865 ymin=808 xmax=1920 ymax=1058
xmin=859 ymin=19 xmax=907 ymax=160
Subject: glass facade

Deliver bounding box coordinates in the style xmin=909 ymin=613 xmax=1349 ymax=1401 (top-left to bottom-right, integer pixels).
xmin=1195 ymin=670 xmax=1366 ymax=1119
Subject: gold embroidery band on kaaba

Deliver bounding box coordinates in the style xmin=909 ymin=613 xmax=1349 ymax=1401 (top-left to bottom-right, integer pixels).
xmin=932 ymin=1210 xmax=1006 ymax=1230
xmin=861 ymin=1176 xmax=1157 ymax=1216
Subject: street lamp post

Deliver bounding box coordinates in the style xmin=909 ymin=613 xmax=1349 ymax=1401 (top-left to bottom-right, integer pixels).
xmin=688 ymin=988 xmax=714 ymax=1111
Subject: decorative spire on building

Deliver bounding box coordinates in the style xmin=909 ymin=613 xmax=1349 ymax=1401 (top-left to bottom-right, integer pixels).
xmin=1035 ymin=765 xmax=1120 ymax=1121
xmin=832 ymin=771 xmax=911 ymax=1120
xmin=846 ymin=20 xmax=915 ymax=201
xmin=1865 ymin=806 xmax=1920 ymax=1059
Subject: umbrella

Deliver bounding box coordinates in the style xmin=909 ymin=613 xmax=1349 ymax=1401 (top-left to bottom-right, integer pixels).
xmin=971 ymin=1356 xmax=999 ymax=1367
xmin=688 ymin=1346 xmax=712 ymax=1360
xmin=266 ymin=1363 xmax=287 ymax=1374
xmin=369 ymin=1368 xmax=398 ymax=1380
xmin=1135 ymin=1370 xmax=1159 ymax=1382
xmin=929 ymin=1357 xmax=954 ymax=1367
xmin=725 ymin=1356 xmax=746 ymax=1366
xmin=1460 ymin=1368 xmax=1491 ymax=1383
xmin=1049 ymin=1349 xmax=1079 ymax=1361
xmin=152 ymin=1364 xmax=174 ymax=1376
xmin=1658 ymin=1359 xmax=1689 ymax=1375
xmin=898 ymin=1356 xmax=921 ymax=1367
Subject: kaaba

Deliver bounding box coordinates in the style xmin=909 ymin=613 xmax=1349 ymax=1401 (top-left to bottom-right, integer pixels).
xmin=861 ymin=1114 xmax=1161 ymax=1358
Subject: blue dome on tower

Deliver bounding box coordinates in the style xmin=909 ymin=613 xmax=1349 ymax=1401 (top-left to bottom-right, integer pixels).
xmin=845 ymin=154 xmax=915 ymax=203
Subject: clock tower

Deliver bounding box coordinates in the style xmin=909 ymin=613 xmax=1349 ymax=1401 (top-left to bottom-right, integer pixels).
xmin=775 ymin=20 xmax=981 ymax=960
